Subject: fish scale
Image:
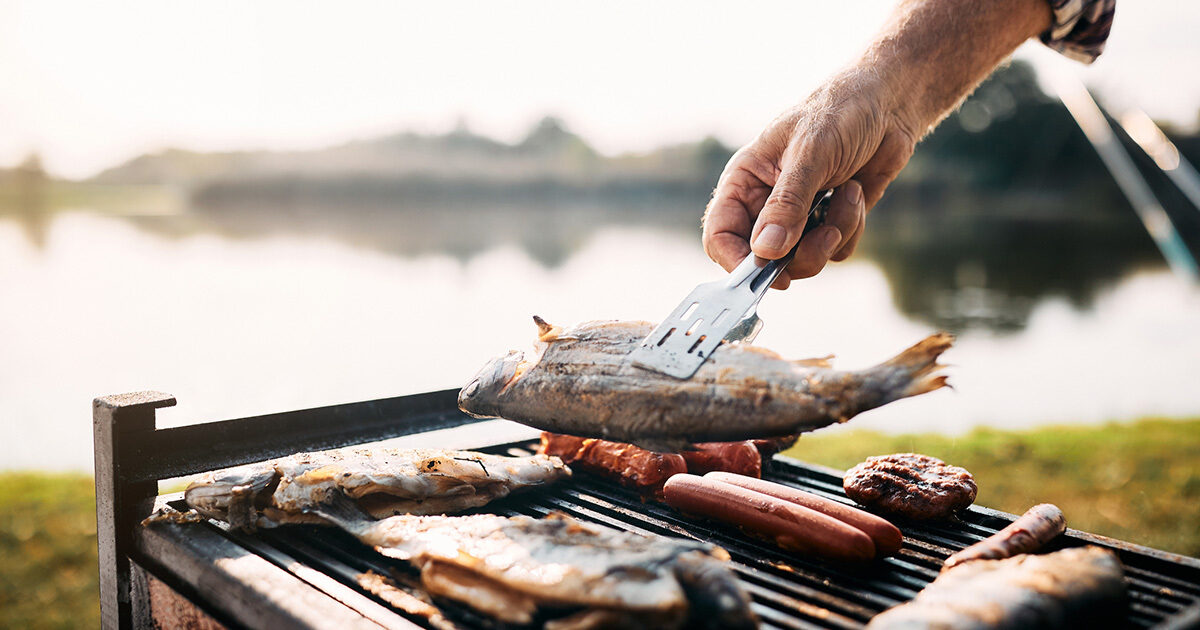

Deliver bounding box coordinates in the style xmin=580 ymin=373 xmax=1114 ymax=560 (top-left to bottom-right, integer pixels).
xmin=630 ymin=191 xmax=832 ymax=379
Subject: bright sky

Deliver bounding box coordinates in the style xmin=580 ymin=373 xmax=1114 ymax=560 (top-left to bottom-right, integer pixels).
xmin=2 ymin=0 xmax=1198 ymax=179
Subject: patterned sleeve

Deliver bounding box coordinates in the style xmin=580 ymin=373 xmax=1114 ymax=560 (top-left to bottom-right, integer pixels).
xmin=1040 ymin=0 xmax=1116 ymax=64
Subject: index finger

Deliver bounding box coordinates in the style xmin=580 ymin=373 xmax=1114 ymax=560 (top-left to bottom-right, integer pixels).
xmin=702 ymin=194 xmax=753 ymax=272
xmin=702 ymin=163 xmax=774 ymax=272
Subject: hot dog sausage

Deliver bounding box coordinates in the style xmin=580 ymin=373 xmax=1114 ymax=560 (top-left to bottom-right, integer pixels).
xmin=704 ymin=471 xmax=904 ymax=557
xmin=942 ymin=503 xmax=1066 ymax=570
xmin=663 ymin=474 xmax=876 ymax=562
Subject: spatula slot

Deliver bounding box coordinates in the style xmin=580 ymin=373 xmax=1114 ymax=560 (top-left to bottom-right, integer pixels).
xmin=631 ymin=190 xmax=832 ymax=378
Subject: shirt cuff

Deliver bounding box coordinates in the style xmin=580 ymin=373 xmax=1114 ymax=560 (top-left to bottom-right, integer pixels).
xmin=1040 ymin=0 xmax=1116 ymax=64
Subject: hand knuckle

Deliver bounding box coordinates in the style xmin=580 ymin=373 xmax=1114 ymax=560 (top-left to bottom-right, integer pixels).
xmin=789 ymin=257 xmax=824 ymax=279
xmin=792 ymin=265 xmax=820 ymax=279
xmin=767 ymin=188 xmax=808 ymax=218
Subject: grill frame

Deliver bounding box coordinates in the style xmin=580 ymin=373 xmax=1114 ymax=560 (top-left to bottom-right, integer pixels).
xmin=94 ymin=389 xmax=1200 ymax=629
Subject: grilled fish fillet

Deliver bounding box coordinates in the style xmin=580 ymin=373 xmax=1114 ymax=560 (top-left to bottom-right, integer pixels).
xmin=867 ymin=546 xmax=1126 ymax=629
xmin=312 ymin=498 xmax=757 ymax=630
xmin=459 ymin=317 xmax=952 ymax=450
xmin=184 ymin=448 xmax=570 ymax=531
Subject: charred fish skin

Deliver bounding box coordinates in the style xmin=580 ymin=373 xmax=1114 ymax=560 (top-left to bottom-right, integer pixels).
xmin=459 ymin=318 xmax=952 ymax=448
xmin=183 ymin=448 xmax=570 ymax=530
xmin=309 ymin=501 xmax=757 ymax=630
xmin=269 ymin=448 xmax=569 ymax=517
xmin=867 ymin=546 xmax=1126 ymax=629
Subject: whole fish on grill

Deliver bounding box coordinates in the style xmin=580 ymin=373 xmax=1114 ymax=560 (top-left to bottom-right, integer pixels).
xmin=308 ymin=493 xmax=757 ymax=630
xmin=183 ymin=448 xmax=570 ymax=531
xmin=458 ymin=317 xmax=952 ymax=451
xmin=867 ymin=546 xmax=1126 ymax=629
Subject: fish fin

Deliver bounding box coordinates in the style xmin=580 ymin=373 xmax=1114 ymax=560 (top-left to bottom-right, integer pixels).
xmin=884 ymin=332 xmax=955 ymax=397
xmin=738 ymin=345 xmax=784 ymax=360
xmin=304 ymin=489 xmax=375 ymax=535
xmin=793 ymin=354 xmax=834 ymax=368
xmin=532 ymin=315 xmax=562 ymax=342
xmin=141 ymin=507 xmax=208 ymax=528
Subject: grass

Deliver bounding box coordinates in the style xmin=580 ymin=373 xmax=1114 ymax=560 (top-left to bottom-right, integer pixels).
xmin=1 ymin=418 xmax=1196 ymax=629
xmin=0 ymin=473 xmax=100 ymax=630
xmin=783 ymin=418 xmax=1200 ymax=557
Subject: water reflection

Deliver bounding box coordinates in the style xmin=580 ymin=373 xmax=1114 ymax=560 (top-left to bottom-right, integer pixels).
xmin=860 ymin=204 xmax=1165 ymax=332
xmin=2 ymin=156 xmax=52 ymax=248
xmin=5 ymin=61 xmax=1194 ymax=333
xmin=1 ymin=212 xmax=1198 ymax=472
xmin=107 ymin=191 xmax=1166 ymax=335
xmin=0 ymin=137 xmax=1179 ymax=337
xmin=3 ymin=59 xmax=1199 ymax=471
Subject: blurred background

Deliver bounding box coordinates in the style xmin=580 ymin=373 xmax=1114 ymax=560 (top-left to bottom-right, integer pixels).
xmin=2 ymin=1 xmax=1198 ymax=627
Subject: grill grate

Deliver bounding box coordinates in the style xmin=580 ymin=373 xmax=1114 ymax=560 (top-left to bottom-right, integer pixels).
xmin=164 ymin=439 xmax=1200 ymax=630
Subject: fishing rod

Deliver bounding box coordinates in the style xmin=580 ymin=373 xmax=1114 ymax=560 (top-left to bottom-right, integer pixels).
xmin=1050 ymin=72 xmax=1199 ymax=282
xmin=1115 ymin=108 xmax=1200 ymax=216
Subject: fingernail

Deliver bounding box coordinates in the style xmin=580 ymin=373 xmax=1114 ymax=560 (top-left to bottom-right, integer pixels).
xmin=847 ymin=182 xmax=863 ymax=205
xmin=820 ymin=229 xmax=841 ymax=255
xmin=754 ymin=224 xmax=788 ymax=252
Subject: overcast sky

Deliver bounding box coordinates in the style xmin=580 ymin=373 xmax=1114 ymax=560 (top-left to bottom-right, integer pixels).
xmin=3 ymin=0 xmax=1198 ymax=179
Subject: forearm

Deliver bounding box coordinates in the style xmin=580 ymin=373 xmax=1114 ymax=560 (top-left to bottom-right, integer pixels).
xmin=864 ymin=0 xmax=1052 ymax=138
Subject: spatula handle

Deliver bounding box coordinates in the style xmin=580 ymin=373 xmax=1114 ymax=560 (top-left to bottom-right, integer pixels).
xmin=737 ymin=190 xmax=833 ymax=294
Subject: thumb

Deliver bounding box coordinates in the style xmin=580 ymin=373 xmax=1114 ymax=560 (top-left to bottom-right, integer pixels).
xmin=750 ymin=165 xmax=826 ymax=260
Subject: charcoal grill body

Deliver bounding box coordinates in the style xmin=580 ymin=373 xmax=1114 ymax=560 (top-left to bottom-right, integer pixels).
xmin=94 ymin=389 xmax=1200 ymax=630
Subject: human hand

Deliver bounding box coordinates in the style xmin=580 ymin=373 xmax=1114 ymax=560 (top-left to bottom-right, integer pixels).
xmin=702 ymin=70 xmax=918 ymax=289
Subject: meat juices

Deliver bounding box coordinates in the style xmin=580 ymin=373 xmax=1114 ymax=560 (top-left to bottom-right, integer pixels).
xmin=843 ymin=453 xmax=977 ymax=520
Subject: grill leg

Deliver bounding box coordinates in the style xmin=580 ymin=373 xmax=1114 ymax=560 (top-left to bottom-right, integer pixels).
xmin=93 ymin=392 xmax=176 ymax=630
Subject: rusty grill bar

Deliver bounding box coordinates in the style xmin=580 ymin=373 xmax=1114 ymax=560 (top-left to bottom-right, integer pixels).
xmin=95 ymin=390 xmax=1200 ymax=629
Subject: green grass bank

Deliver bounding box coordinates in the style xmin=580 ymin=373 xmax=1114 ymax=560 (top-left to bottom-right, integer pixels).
xmin=784 ymin=417 xmax=1200 ymax=556
xmin=0 ymin=473 xmax=100 ymax=629
xmin=1 ymin=418 xmax=1196 ymax=629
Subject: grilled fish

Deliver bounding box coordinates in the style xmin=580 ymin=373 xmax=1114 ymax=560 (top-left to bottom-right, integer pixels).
xmin=459 ymin=317 xmax=952 ymax=450
xmin=867 ymin=546 xmax=1126 ymax=629
xmin=184 ymin=448 xmax=570 ymax=531
xmin=310 ymin=494 xmax=757 ymax=630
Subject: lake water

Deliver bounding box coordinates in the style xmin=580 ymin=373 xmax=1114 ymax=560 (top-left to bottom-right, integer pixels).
xmin=3 ymin=210 xmax=1199 ymax=471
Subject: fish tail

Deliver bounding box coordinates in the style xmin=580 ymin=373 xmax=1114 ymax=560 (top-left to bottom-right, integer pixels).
xmin=882 ymin=332 xmax=954 ymax=398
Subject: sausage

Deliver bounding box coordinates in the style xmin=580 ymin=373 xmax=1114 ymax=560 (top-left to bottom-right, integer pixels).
xmin=539 ymin=432 xmax=687 ymax=498
xmin=683 ymin=441 xmax=762 ymax=477
xmin=663 ymin=474 xmax=876 ymax=562
xmin=942 ymin=503 xmax=1066 ymax=570
xmin=705 ymin=472 xmax=904 ymax=557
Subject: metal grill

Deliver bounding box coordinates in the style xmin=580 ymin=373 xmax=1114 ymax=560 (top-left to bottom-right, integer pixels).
xmin=94 ymin=389 xmax=1200 ymax=629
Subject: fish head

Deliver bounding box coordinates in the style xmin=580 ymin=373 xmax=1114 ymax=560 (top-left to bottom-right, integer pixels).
xmin=458 ymin=350 xmax=524 ymax=416
xmin=184 ymin=462 xmax=278 ymax=528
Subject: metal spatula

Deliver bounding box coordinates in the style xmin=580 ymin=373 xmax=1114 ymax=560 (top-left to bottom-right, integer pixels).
xmin=630 ymin=190 xmax=832 ymax=379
